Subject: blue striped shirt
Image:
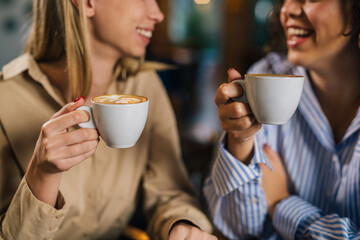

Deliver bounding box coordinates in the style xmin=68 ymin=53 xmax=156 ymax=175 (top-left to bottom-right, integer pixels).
xmin=203 ymin=53 xmax=360 ymax=239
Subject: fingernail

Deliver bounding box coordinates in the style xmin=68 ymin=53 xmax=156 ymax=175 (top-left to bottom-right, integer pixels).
xmin=227 ymin=68 xmax=234 ymax=74
xmin=74 ymin=96 xmax=85 ymax=103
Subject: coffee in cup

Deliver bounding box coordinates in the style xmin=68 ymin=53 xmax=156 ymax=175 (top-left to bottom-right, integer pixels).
xmin=232 ymin=74 xmax=304 ymax=125
xmin=77 ymin=94 xmax=149 ymax=148
xmin=93 ymin=95 xmax=147 ymax=104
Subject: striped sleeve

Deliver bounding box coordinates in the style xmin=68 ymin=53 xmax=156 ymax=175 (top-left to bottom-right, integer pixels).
xmin=203 ymin=134 xmax=272 ymax=238
xmin=209 ymin=133 xmax=271 ymax=196
xmin=273 ymin=196 xmax=360 ymax=239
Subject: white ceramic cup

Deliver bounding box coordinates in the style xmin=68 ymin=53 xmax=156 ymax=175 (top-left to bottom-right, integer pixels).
xmin=232 ymin=74 xmax=304 ymax=125
xmin=77 ymin=94 xmax=149 ymax=148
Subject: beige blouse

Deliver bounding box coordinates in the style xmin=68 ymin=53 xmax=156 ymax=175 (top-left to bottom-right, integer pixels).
xmin=0 ymin=54 xmax=212 ymax=240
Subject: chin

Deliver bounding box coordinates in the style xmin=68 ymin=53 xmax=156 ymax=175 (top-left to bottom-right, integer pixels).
xmin=287 ymin=51 xmax=305 ymax=66
xmin=118 ymin=46 xmax=146 ymax=59
xmin=129 ymin=46 xmax=147 ymax=58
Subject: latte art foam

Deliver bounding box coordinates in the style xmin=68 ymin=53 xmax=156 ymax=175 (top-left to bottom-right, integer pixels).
xmin=93 ymin=95 xmax=147 ymax=104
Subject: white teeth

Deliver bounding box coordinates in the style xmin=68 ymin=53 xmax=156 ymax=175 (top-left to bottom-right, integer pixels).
xmin=136 ymin=28 xmax=152 ymax=38
xmin=288 ymin=27 xmax=311 ymax=36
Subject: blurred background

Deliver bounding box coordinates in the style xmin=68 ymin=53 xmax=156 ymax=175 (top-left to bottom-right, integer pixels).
xmin=0 ymin=0 xmax=275 ymax=232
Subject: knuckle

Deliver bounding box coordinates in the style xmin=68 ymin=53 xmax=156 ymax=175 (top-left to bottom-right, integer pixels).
xmin=233 ymin=102 xmax=245 ymax=116
xmin=79 ymin=129 xmax=89 ymax=140
xmin=79 ymin=143 xmax=89 ymax=153
xmin=219 ymin=86 xmax=229 ymax=99
xmin=41 ymin=122 xmax=52 ymax=137
xmin=242 ymin=116 xmax=253 ymax=127
xmin=215 ymin=84 xmax=228 ymax=103
xmin=218 ymin=110 xmax=227 ymax=121
xmin=72 ymin=111 xmax=83 ymax=123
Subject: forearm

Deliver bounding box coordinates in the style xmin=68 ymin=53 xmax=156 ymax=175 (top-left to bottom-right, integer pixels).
xmin=273 ymin=195 xmax=360 ymax=239
xmin=203 ymin=177 xmax=268 ymax=239
xmin=1 ymin=178 xmax=68 ymax=240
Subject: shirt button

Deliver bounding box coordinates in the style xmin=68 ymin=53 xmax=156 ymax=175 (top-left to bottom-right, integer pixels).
xmin=49 ymin=225 xmax=57 ymax=231
xmin=251 ymin=198 xmax=258 ymax=204
xmin=55 ymin=213 xmax=64 ymax=219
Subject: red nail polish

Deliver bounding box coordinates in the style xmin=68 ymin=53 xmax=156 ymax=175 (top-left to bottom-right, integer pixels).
xmin=227 ymin=68 xmax=234 ymax=74
xmin=263 ymin=144 xmax=270 ymax=150
xmin=74 ymin=96 xmax=85 ymax=102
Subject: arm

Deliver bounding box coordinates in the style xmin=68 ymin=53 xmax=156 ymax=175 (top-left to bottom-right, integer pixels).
xmin=142 ymin=72 xmax=214 ymax=240
xmin=262 ymin=147 xmax=360 ymax=239
xmin=0 ymin=120 xmax=69 ymax=240
xmin=216 ymin=69 xmax=262 ymax=164
xmin=274 ymin=196 xmax=360 ymax=239
xmin=0 ymin=98 xmax=99 ymax=240
xmin=203 ymin=134 xmax=274 ymax=239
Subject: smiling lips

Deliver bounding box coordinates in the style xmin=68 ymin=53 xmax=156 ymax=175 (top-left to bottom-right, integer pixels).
xmin=286 ymin=27 xmax=314 ymax=47
xmin=136 ymin=28 xmax=152 ymax=39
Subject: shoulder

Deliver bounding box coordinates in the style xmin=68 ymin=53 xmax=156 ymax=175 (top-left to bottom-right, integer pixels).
xmin=1 ymin=54 xmax=31 ymax=81
xmin=247 ymin=52 xmax=294 ymax=75
xmin=134 ymin=64 xmax=169 ymax=90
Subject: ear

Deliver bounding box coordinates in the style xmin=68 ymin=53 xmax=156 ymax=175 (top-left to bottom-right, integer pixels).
xmin=71 ymin=0 xmax=96 ymax=17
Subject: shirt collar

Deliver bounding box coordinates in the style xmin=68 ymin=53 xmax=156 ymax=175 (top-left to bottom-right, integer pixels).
xmin=295 ymin=66 xmax=360 ymax=152
xmin=2 ymin=54 xmax=67 ymax=107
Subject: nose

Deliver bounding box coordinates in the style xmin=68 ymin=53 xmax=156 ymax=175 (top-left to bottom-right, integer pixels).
xmin=148 ymin=0 xmax=165 ymax=23
xmin=281 ymin=0 xmax=303 ymax=18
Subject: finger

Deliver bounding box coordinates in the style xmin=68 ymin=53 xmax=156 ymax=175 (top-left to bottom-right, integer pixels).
xmin=215 ymin=83 xmax=243 ymax=105
xmin=169 ymin=228 xmax=187 ymax=240
xmin=227 ymin=68 xmax=242 ymax=82
xmin=53 ymin=147 xmax=97 ymax=172
xmin=222 ymin=115 xmax=260 ymax=132
xmin=51 ymin=97 xmax=85 ymax=119
xmin=46 ymin=139 xmax=99 ymax=163
xmin=53 ymin=128 xmax=99 ymax=147
xmin=218 ymin=102 xmax=252 ymax=120
xmin=263 ymin=144 xmax=282 ymax=164
xmin=43 ymin=110 xmax=90 ymax=137
xmin=186 ymin=227 xmax=201 ymax=240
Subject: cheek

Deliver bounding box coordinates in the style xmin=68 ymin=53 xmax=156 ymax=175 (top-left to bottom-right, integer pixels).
xmin=304 ymin=3 xmax=346 ymax=38
xmin=279 ymin=12 xmax=286 ymax=29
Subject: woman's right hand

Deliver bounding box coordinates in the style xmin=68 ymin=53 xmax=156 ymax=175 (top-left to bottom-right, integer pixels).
xmin=25 ymin=97 xmax=99 ymax=207
xmin=215 ymin=68 xmax=262 ymax=164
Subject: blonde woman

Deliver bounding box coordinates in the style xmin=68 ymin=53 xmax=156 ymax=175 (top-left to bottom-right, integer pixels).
xmin=0 ymin=0 xmax=216 ymax=239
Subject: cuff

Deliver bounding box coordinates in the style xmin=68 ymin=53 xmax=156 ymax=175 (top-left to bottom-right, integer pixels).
xmin=272 ymin=195 xmax=322 ymax=239
xmin=2 ymin=177 xmax=69 ymax=239
xmin=211 ymin=133 xmax=270 ymax=196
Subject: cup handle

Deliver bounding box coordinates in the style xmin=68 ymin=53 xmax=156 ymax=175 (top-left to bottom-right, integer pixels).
xmin=77 ymin=106 xmax=96 ymax=129
xmin=231 ymin=80 xmax=248 ymax=104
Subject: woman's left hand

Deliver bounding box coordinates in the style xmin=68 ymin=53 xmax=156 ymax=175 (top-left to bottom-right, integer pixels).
xmin=259 ymin=144 xmax=290 ymax=218
xmin=169 ymin=222 xmax=218 ymax=240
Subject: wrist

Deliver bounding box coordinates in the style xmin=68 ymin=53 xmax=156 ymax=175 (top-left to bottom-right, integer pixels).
xmin=227 ymin=134 xmax=254 ymax=165
xmin=268 ymin=193 xmax=290 ymax=218
xmin=25 ymin=162 xmax=62 ymax=207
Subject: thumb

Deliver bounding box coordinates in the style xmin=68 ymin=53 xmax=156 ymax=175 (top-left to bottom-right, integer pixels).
xmin=227 ymin=68 xmax=242 ymax=82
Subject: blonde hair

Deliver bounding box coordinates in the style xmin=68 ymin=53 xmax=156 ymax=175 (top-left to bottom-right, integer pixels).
xmin=25 ymin=0 xmax=92 ymax=99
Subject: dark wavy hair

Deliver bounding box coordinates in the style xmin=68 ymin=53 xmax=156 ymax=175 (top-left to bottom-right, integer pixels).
xmin=264 ymin=0 xmax=360 ymax=53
